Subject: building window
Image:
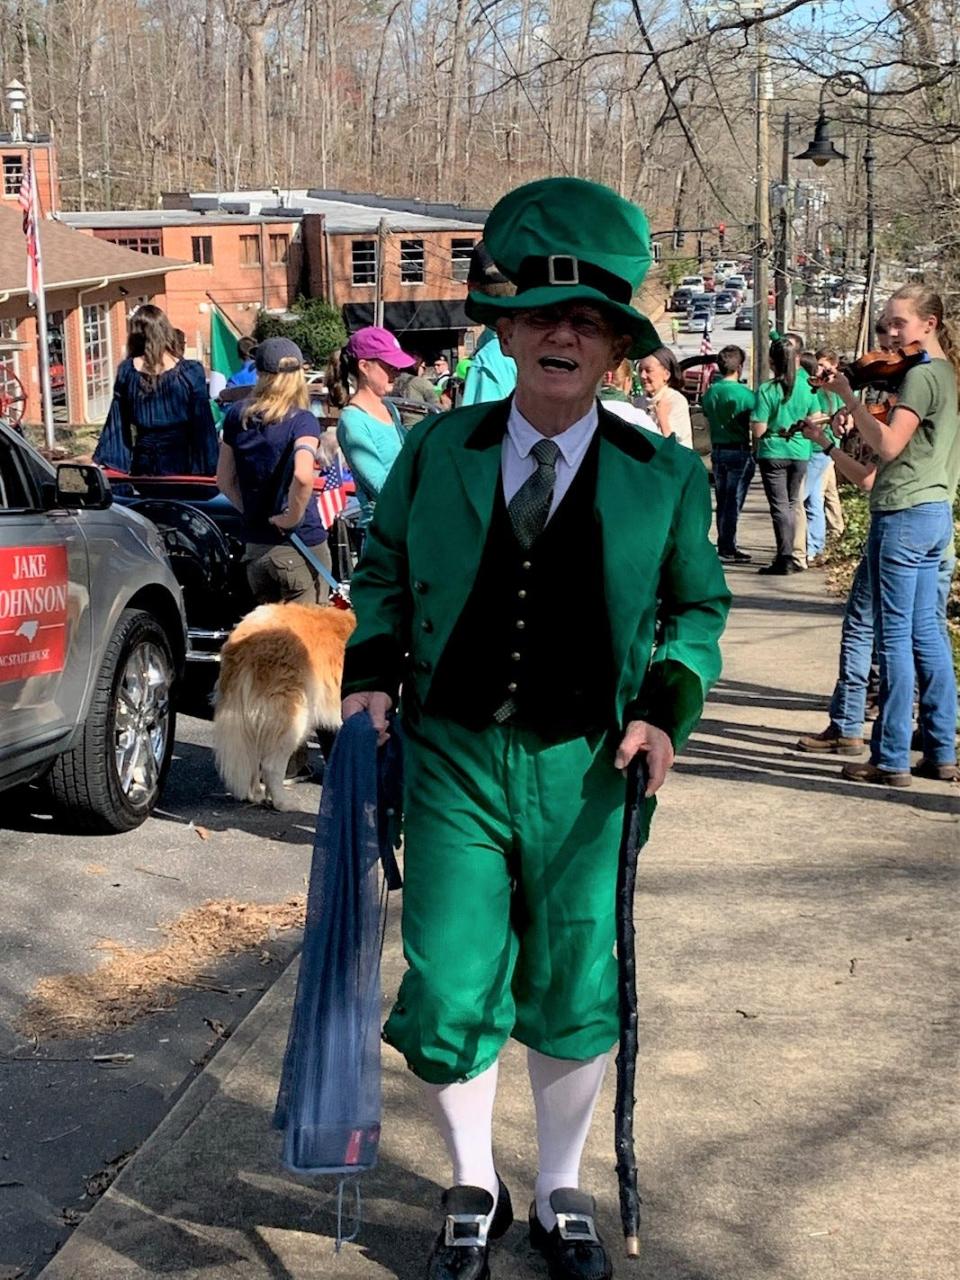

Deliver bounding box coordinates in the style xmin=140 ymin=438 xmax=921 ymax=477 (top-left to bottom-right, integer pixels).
xmin=351 ymin=239 xmax=377 ymax=286
xmin=0 ymin=319 xmax=20 ymax=406
xmin=240 ymin=234 xmax=261 ymax=267
xmin=451 ymin=238 xmax=476 ymax=282
xmin=82 ymin=304 xmax=113 ymax=421
xmin=269 ymin=233 xmax=289 ymax=265
xmin=101 ymin=231 xmax=162 ymax=256
xmin=400 ymin=239 xmax=425 ymax=285
xmin=192 ymin=235 xmax=213 ymax=265
xmin=3 ymin=155 xmax=23 ymax=197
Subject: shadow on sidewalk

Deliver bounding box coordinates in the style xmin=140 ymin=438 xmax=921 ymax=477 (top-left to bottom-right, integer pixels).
xmin=707 ymin=679 xmax=827 ymax=714
xmin=733 ymin=592 xmax=844 ymax=617
xmin=678 ymin=741 xmax=959 ymax=816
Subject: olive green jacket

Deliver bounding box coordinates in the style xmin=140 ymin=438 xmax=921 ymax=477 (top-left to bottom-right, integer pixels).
xmin=342 ymin=399 xmax=730 ymax=750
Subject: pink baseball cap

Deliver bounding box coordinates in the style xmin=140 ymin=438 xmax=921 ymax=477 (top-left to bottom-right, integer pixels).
xmin=346 ymin=326 xmax=417 ymax=369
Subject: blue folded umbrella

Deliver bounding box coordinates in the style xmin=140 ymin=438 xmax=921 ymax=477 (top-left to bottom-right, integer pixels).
xmin=274 ymin=711 xmax=402 ymax=1186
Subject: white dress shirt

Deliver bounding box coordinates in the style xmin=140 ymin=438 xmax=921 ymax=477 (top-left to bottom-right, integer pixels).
xmin=502 ymin=401 xmax=599 ymax=522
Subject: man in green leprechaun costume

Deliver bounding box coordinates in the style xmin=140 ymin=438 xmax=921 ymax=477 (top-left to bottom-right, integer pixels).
xmin=341 ymin=177 xmax=730 ymax=1280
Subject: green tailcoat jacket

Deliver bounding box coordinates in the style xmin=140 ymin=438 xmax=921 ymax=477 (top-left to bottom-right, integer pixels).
xmin=341 ymin=399 xmax=731 ymax=750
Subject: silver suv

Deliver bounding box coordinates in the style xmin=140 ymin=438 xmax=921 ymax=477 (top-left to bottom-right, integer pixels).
xmin=0 ymin=424 xmax=186 ymax=832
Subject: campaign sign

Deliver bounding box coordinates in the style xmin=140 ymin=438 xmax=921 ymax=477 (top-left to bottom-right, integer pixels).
xmin=0 ymin=545 xmax=69 ymax=683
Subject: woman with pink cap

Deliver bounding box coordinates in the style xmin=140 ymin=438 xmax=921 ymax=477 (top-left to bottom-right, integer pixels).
xmin=328 ymin=326 xmax=417 ymax=530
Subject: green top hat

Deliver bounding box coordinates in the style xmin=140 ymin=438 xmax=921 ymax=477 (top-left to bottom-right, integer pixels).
xmin=466 ymin=177 xmax=661 ymax=357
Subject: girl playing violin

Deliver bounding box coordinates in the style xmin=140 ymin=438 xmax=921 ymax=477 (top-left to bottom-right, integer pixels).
xmin=802 ymin=285 xmax=959 ymax=786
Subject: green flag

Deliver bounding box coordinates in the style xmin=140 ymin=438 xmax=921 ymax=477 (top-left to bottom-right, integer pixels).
xmin=210 ymin=308 xmax=242 ymax=380
xmin=209 ymin=308 xmax=243 ymax=425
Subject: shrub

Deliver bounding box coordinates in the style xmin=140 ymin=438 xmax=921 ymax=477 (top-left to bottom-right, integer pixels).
xmin=254 ymin=296 xmax=346 ymax=367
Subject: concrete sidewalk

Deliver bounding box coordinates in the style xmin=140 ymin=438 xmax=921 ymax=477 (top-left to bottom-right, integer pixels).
xmin=39 ymin=501 xmax=959 ymax=1280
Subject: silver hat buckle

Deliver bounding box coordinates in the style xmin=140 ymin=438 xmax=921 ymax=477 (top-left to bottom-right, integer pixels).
xmin=547 ymin=254 xmax=579 ymax=286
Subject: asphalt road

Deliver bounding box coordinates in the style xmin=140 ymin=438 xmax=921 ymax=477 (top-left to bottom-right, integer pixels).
xmin=0 ymin=673 xmax=318 ymax=1279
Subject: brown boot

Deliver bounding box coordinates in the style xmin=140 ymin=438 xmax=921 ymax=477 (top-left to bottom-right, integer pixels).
xmin=796 ymin=725 xmax=865 ymax=756
xmin=911 ymin=760 xmax=960 ymax=782
xmin=841 ymin=761 xmax=912 ymax=788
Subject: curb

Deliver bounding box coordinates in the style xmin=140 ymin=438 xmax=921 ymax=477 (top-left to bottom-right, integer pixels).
xmin=35 ymin=958 xmax=300 ymax=1278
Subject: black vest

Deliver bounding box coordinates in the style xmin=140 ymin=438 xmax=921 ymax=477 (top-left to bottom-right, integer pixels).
xmin=426 ymin=432 xmax=615 ymax=741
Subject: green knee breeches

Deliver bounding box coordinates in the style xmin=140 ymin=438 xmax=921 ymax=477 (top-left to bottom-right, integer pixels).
xmin=383 ymin=713 xmax=640 ymax=1085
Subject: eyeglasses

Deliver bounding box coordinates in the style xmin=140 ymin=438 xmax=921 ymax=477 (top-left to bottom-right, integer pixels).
xmin=516 ymin=308 xmax=614 ymax=339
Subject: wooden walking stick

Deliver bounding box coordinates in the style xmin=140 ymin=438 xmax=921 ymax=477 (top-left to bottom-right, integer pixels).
xmin=614 ymin=756 xmax=652 ymax=1259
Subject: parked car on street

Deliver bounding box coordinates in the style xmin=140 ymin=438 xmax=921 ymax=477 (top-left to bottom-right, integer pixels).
xmin=714 ymin=290 xmax=737 ymax=314
xmin=0 ymin=423 xmax=187 ymax=832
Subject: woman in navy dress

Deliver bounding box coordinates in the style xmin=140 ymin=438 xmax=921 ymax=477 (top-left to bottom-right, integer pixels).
xmin=93 ymin=305 xmax=218 ymax=475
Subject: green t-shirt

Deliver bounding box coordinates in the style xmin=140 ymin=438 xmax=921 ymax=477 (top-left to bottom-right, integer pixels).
xmin=871 ymin=358 xmax=960 ymax=511
xmin=810 ymin=388 xmax=843 ymax=454
xmin=701 ymin=378 xmax=755 ymax=447
xmin=752 ymin=377 xmax=818 ymax=460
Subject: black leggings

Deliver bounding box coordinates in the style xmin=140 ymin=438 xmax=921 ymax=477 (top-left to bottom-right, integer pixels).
xmin=758 ymin=458 xmax=808 ymax=564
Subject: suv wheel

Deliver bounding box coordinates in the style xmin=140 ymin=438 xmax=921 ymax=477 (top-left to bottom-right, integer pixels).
xmin=45 ymin=609 xmax=177 ymax=833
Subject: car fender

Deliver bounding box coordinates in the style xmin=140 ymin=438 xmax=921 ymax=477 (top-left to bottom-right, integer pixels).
xmin=63 ymin=506 xmax=187 ymax=737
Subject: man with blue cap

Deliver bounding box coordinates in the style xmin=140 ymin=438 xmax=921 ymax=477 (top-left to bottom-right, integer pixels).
xmin=341 ymin=177 xmax=730 ymax=1280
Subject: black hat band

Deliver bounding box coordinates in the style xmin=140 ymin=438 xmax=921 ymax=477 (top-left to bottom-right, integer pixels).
xmin=515 ymin=255 xmax=633 ymax=306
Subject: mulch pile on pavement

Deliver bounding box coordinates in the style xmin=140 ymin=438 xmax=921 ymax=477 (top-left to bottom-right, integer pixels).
xmin=17 ymin=897 xmax=306 ymax=1039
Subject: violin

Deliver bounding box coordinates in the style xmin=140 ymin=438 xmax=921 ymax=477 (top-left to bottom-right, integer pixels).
xmin=810 ymin=341 xmax=925 ymax=391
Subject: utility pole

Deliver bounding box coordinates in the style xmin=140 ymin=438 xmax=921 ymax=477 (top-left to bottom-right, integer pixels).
xmin=774 ymin=111 xmax=791 ymax=336
xmin=374 ymin=216 xmax=388 ymax=327
xmin=752 ymin=13 xmax=772 ymax=388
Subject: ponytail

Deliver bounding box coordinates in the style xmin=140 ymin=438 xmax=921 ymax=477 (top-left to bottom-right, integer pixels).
xmin=938 ymin=318 xmax=960 ymax=409
xmin=325 ymin=347 xmax=357 ymax=411
xmin=768 ymin=338 xmax=796 ymax=400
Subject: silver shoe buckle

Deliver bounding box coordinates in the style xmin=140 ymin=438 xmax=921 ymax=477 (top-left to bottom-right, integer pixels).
xmin=556 ymin=1211 xmax=599 ymax=1244
xmin=444 ymin=1213 xmax=490 ymax=1248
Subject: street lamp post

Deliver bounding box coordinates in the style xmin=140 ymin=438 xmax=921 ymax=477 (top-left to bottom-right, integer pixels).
xmin=795 ymin=72 xmax=875 ymax=351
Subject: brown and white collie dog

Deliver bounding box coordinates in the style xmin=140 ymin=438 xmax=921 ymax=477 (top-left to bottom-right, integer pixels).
xmin=213 ymin=603 xmax=356 ymax=810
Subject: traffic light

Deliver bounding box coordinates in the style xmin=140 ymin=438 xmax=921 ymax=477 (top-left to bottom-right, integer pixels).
xmin=717 ymin=222 xmax=726 ymax=251
xmin=673 ymin=229 xmax=684 ymax=251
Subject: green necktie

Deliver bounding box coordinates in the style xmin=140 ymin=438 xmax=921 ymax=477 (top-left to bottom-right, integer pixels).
xmin=508 ymin=438 xmax=561 ymax=549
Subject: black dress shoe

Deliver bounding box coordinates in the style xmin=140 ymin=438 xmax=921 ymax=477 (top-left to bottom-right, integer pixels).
xmin=426 ymin=1178 xmax=513 ymax=1280
xmin=529 ymin=1189 xmax=612 ymax=1280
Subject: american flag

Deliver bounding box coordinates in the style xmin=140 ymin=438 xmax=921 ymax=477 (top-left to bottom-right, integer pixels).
xmin=17 ymin=154 xmax=42 ymax=304
xmin=316 ymin=453 xmax=347 ymax=529
xmin=699 ymin=317 xmax=713 ymax=358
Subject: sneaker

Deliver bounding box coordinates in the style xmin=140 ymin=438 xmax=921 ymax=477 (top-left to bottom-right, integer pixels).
xmin=719 ymin=550 xmax=753 ymax=564
xmin=911 ymin=760 xmax=960 ymax=782
xmin=796 ymin=725 xmax=865 ymax=756
xmin=808 ymin=553 xmax=827 ymax=568
xmin=841 ymin=761 xmax=912 ymax=788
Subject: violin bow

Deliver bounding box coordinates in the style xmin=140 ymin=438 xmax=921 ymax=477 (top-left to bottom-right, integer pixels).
xmin=614 ymin=755 xmax=653 ymax=1260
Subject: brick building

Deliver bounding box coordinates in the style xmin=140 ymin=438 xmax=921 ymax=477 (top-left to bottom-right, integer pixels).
xmin=0 ymin=203 xmax=187 ymax=427
xmin=63 ymin=189 xmax=487 ymax=362
xmin=61 ymin=208 xmax=303 ymax=355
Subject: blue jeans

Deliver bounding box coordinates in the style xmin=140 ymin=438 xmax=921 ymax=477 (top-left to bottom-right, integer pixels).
xmin=829 ymin=554 xmax=874 ymax=737
xmin=712 ymin=446 xmax=752 ymax=554
xmin=804 ymin=451 xmax=831 ymax=558
xmin=868 ymin=502 xmax=957 ymax=771
xmin=829 ymin=547 xmax=957 ymax=742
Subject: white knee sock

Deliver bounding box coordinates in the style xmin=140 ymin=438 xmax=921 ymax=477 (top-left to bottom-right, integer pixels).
xmin=422 ymin=1060 xmax=500 ymax=1204
xmin=528 ymin=1048 xmax=609 ymax=1231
